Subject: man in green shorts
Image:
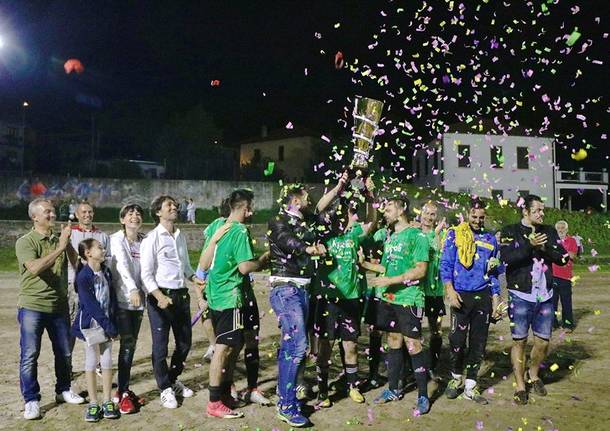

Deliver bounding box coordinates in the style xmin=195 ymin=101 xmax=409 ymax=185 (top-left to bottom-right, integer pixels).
xmin=314 ymin=177 xmax=377 ymax=407
xmin=199 ymin=190 xmax=269 ymax=419
xmin=362 ymin=196 xmax=431 ymax=414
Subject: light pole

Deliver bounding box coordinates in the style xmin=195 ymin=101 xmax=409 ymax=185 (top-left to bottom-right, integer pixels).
xmin=21 ymin=101 xmax=29 ymax=175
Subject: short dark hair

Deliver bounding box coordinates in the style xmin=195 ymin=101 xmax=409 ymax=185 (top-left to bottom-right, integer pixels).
xmin=228 ymin=189 xmax=254 ymax=210
xmin=523 ymin=194 xmax=543 ymax=211
xmin=388 ymin=195 xmax=410 ymax=214
xmin=150 ymin=195 xmax=176 ymax=225
xmin=280 ymin=184 xmax=307 ymax=206
xmin=470 ymin=197 xmax=486 ymax=210
xmin=119 ymin=203 xmax=144 ymax=220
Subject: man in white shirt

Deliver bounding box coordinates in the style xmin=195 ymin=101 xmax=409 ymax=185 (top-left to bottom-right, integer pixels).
xmin=141 ymin=195 xmax=204 ymax=409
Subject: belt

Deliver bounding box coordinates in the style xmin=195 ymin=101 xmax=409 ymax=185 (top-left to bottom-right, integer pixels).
xmin=270 ymin=280 xmax=309 ymax=289
xmin=159 ymin=287 xmax=188 ymax=296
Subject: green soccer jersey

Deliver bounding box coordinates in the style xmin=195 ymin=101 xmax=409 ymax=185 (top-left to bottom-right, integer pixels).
xmin=421 ymin=229 xmax=444 ymax=297
xmin=378 ymin=226 xmax=430 ymax=307
xmin=318 ymin=223 xmax=364 ymax=300
xmin=204 ymin=219 xmax=254 ymax=311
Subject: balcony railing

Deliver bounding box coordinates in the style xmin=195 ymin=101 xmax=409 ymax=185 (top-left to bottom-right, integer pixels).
xmin=556 ymin=169 xmax=608 ymax=184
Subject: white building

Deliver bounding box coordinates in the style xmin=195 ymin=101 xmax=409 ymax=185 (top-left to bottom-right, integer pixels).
xmin=412 ymin=131 xmax=608 ymax=211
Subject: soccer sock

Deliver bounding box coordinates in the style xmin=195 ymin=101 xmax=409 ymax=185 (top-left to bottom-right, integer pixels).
xmin=464 ymin=378 xmax=477 ymax=393
xmin=387 ymin=348 xmax=403 ymax=392
xmin=220 ymin=381 xmax=233 ymax=400
xmin=368 ymin=332 xmax=382 ymax=377
xmin=317 ymin=365 xmax=329 ymax=396
xmin=430 ymin=336 xmax=442 ymax=371
xmin=209 ymin=385 xmax=222 ymax=403
xmin=245 ymin=348 xmax=260 ymax=390
xmin=345 ymin=363 xmax=359 ymax=388
xmin=401 ymin=343 xmax=413 ymax=384
xmin=410 ymin=351 xmax=429 ymax=398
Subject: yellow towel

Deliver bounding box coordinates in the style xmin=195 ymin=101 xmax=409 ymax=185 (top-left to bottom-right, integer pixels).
xmin=449 ymin=222 xmax=476 ymax=268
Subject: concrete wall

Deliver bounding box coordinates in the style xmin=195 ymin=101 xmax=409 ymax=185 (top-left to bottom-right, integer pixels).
xmin=0 ymin=220 xmax=270 ymax=251
xmin=0 ymin=176 xmax=283 ymax=210
xmin=442 ymin=133 xmax=555 ymax=204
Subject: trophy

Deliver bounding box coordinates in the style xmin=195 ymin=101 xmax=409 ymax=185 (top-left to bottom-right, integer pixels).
xmin=350 ymin=97 xmax=384 ymax=189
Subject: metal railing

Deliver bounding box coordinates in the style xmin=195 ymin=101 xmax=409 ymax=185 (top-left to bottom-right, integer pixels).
xmin=555 ymin=169 xmax=608 ymax=184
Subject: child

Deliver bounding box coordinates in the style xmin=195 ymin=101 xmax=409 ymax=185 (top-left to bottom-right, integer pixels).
xmin=72 ymin=238 xmax=120 ymax=422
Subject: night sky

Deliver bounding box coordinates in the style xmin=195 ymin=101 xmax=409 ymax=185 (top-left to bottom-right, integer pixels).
xmin=0 ymin=1 xmax=608 ymax=172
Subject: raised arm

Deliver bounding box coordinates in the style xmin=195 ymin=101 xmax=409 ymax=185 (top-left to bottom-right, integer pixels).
xmin=316 ymin=171 xmax=348 ymax=213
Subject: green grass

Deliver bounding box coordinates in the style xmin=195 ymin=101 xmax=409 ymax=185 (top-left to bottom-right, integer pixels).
xmin=0 ymin=247 xmax=19 ymax=273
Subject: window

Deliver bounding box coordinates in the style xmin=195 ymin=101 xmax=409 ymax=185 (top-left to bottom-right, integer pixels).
xmin=517 ymin=147 xmax=529 ymax=169
xmin=253 ymin=148 xmax=261 ymax=162
xmin=278 ymin=145 xmax=284 ymax=161
xmin=491 ymin=189 xmax=504 ymax=200
xmin=490 ymin=146 xmax=504 ymax=168
xmin=457 ymin=145 xmax=471 ymax=168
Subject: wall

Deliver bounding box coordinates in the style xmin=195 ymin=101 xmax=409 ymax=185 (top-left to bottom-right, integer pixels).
xmin=441 ymin=133 xmax=555 ymax=204
xmin=0 ymin=176 xmax=283 ymax=210
xmin=0 ymin=220 xmax=270 ymax=251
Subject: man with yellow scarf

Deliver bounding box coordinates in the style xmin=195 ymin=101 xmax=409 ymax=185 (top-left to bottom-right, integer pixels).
xmin=440 ymin=198 xmax=503 ymax=404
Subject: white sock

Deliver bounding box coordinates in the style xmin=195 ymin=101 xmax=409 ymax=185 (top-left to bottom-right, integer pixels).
xmin=451 ymin=372 xmax=463 ymax=381
xmin=464 ymin=378 xmax=477 ymax=392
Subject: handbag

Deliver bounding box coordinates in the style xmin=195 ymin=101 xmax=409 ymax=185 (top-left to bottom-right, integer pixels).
xmin=79 ymin=313 xmax=108 ymax=347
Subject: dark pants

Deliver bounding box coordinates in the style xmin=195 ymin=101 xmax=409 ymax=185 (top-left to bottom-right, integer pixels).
xmin=448 ymin=290 xmax=491 ymax=380
xmin=116 ymin=308 xmax=144 ymax=393
xmin=18 ymin=308 xmax=72 ymax=402
xmin=147 ymin=289 xmax=192 ymax=391
xmin=552 ymin=278 xmax=574 ymax=329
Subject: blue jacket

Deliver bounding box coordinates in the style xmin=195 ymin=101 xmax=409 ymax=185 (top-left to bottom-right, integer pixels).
xmin=71 ymin=264 xmax=118 ymax=340
xmin=440 ymin=228 xmax=501 ymax=295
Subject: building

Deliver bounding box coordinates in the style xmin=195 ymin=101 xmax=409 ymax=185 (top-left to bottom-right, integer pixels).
xmin=413 ymin=127 xmax=608 ymax=211
xmin=239 ymin=126 xmax=320 ymax=182
xmin=0 ymin=120 xmax=25 ymax=176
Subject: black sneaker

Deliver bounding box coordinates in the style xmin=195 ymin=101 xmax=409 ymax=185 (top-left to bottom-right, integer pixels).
xmin=84 ymin=403 xmax=102 ymax=422
xmin=445 ymin=377 xmax=462 ymax=399
xmin=513 ymin=390 xmax=528 ymax=405
xmin=530 ymin=379 xmax=548 ymax=396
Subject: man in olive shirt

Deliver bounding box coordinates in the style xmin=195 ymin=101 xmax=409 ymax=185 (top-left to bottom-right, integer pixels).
xmin=199 ymin=189 xmax=269 ymax=419
xmin=16 ymin=198 xmax=85 ymax=420
xmin=362 ymin=196 xmax=430 ymax=414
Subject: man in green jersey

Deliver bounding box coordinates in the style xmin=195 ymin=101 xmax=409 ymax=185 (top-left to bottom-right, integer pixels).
xmin=362 ymin=196 xmax=431 ymax=415
xmin=314 ymin=177 xmax=377 ymax=407
xmin=199 ymin=190 xmax=269 ymax=419
xmin=419 ymin=201 xmax=447 ymax=380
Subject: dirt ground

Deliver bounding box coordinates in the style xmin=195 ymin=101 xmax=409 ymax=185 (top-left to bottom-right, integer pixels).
xmin=1 ymin=271 xmax=609 ymax=431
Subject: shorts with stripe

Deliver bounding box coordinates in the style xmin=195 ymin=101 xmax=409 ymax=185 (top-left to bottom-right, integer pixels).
xmin=210 ymin=308 xmax=244 ymax=347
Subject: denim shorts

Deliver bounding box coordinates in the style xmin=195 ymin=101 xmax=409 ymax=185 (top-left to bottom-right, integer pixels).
xmin=508 ymin=293 xmax=554 ymax=340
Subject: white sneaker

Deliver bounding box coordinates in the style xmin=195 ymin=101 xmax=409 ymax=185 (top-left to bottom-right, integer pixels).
xmin=55 ymin=389 xmax=85 ymax=404
xmin=23 ymin=400 xmax=40 ymax=420
xmin=172 ymin=380 xmax=194 ymax=398
xmin=160 ymin=387 xmax=178 ymax=409
xmin=243 ymin=388 xmax=271 ymax=406
xmin=203 ymin=345 xmax=215 ymax=362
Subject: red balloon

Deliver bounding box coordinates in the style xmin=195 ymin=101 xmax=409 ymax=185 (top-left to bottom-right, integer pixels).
xmin=64 ymin=59 xmax=85 ymax=74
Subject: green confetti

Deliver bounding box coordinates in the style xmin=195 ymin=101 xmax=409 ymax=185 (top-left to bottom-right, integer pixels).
xmin=566 ymin=28 xmax=581 ymax=46
xmin=264 ymin=161 xmax=275 ymax=176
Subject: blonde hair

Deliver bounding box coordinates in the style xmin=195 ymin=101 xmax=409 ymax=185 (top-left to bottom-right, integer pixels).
xmin=555 ymin=220 xmax=568 ymax=229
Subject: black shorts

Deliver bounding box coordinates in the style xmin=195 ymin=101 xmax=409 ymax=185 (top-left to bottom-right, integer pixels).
xmin=315 ymin=297 xmax=362 ymax=342
xmin=363 ymin=295 xmax=382 ymax=327
xmin=210 ymin=308 xmax=244 ymax=347
xmin=242 ymin=299 xmax=260 ymax=332
xmin=376 ymin=300 xmax=424 ymax=339
xmin=424 ymin=295 xmax=446 ymax=319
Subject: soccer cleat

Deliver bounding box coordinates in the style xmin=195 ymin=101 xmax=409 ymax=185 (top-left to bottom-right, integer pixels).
xmin=463 ymin=386 xmax=488 ymax=404
xmin=119 ymin=392 xmax=137 ymax=414
xmin=102 ymin=401 xmax=120 ymax=419
xmin=55 ymin=389 xmax=85 ymax=405
xmin=349 ymin=387 xmax=365 ymax=403
xmin=160 ymin=387 xmax=178 ymax=409
xmin=316 ymin=393 xmax=332 ymax=408
xmin=373 ymin=388 xmax=401 ymax=404
xmin=513 ymin=390 xmax=528 ymax=405
xmin=84 ymin=403 xmax=102 ymax=422
xmin=242 ymin=388 xmax=271 ymax=406
xmin=445 ymin=378 xmax=463 ymax=399
xmin=206 ymin=400 xmax=244 ymax=419
xmin=23 ymin=400 xmax=41 ymax=420
xmin=277 ymin=408 xmax=309 ymax=427
xmin=416 ymin=396 xmax=431 ymax=415
xmin=172 ymin=380 xmax=194 ymax=398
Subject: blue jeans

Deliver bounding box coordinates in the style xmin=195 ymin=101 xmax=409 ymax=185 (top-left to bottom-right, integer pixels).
xmin=116 ymin=309 xmax=144 ymax=393
xmin=18 ymin=308 xmax=72 ymax=402
xmin=269 ymin=284 xmax=309 ymax=411
xmin=508 ymin=293 xmax=554 ymax=341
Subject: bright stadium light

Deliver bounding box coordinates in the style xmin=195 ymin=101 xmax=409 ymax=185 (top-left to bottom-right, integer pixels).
xmin=0 ymin=36 xmax=5 ymax=49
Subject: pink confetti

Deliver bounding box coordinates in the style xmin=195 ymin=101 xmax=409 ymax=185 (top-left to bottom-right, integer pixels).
xmin=285 ymin=121 xmax=294 ymax=129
